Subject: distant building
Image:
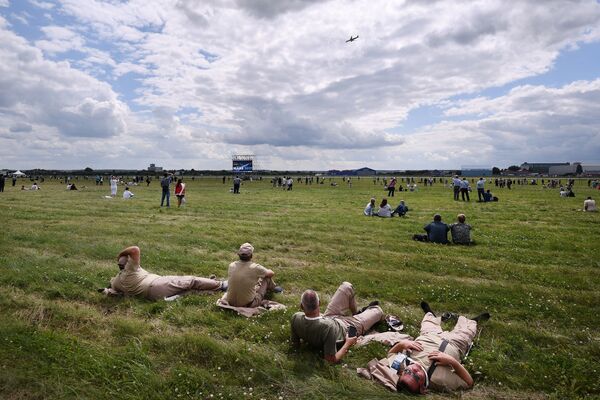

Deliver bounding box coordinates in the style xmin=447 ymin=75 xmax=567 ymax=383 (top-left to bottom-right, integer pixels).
xmin=582 ymin=164 xmax=600 ymax=175
xmin=549 ymin=163 xmax=580 ymax=176
xmin=520 ymin=162 xmax=569 ymax=174
xmin=328 ymin=167 xmax=376 ymax=176
xmin=461 ymin=166 xmax=492 ymax=177
xmin=148 ymin=163 xmax=163 ymax=172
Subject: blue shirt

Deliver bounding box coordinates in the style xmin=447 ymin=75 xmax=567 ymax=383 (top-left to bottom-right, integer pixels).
xmin=424 ymin=221 xmax=450 ymax=244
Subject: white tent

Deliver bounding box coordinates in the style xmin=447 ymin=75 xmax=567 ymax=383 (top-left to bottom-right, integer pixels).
xmin=12 ymin=170 xmax=26 ymax=177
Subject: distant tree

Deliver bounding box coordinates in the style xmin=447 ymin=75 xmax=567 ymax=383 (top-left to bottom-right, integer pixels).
xmin=507 ymin=165 xmax=520 ymax=171
xmin=84 ymin=167 xmax=93 ymax=172
xmin=492 ymin=167 xmax=501 ymax=175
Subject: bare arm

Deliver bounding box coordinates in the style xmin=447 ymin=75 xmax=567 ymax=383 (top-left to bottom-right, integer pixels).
xmin=324 ymin=335 xmax=357 ymax=364
xmin=428 ymin=351 xmax=473 ymax=388
xmin=389 ymin=339 xmax=423 ymax=354
xmin=264 ymin=269 xmax=275 ymax=278
xmin=117 ymin=246 xmax=140 ymax=265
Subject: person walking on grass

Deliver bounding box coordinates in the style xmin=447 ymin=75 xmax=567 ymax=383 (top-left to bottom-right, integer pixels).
xmin=291 ymin=282 xmax=385 ymax=364
xmin=99 ymin=245 xmax=226 ymax=300
xmin=222 ymin=243 xmax=282 ymax=308
xmin=160 ymin=172 xmax=173 ymax=207
xmin=0 ymin=173 xmax=5 ymax=192
xmin=175 ymin=178 xmax=186 ymax=207
xmin=359 ymin=301 xmax=489 ymax=394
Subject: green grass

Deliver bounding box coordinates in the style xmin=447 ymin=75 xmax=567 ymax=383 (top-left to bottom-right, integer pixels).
xmin=1 ymin=176 xmax=599 ymax=399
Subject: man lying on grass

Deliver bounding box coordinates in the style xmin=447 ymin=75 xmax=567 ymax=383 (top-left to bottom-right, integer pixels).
xmin=99 ymin=246 xmax=227 ymax=300
xmin=359 ymin=301 xmax=490 ymax=394
xmin=290 ymin=282 xmax=384 ymax=363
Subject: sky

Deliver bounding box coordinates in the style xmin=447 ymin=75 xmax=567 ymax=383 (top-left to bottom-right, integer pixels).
xmin=1 ymin=0 xmax=600 ymax=171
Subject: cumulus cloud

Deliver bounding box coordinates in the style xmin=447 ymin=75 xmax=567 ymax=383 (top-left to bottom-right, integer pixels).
xmin=1 ymin=0 xmax=600 ymax=169
xmin=0 ymin=20 xmax=128 ymax=139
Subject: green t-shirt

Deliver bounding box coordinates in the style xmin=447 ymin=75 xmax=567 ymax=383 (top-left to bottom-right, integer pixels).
xmin=291 ymin=312 xmax=346 ymax=356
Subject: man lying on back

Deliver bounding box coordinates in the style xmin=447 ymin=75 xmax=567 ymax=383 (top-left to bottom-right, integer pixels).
xmin=100 ymin=246 xmax=226 ymax=300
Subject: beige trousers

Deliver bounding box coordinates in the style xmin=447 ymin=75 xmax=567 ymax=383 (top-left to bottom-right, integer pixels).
xmin=147 ymin=275 xmax=221 ymax=300
xmin=324 ymin=281 xmax=384 ymax=336
xmin=420 ymin=313 xmax=477 ymax=357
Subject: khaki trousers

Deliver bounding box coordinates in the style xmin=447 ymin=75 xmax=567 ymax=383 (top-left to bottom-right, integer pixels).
xmin=246 ymin=276 xmax=277 ymax=308
xmin=324 ymin=282 xmax=384 ymax=336
xmin=419 ymin=313 xmax=477 ymax=357
xmin=147 ymin=275 xmax=221 ymax=300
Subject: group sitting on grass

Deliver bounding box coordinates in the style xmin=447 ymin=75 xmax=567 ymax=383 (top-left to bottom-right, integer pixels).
xmin=413 ymin=214 xmax=473 ymax=245
xmin=364 ymin=198 xmax=409 ymax=217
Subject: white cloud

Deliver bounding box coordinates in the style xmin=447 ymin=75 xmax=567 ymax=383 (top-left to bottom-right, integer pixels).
xmin=1 ymin=0 xmax=600 ymax=169
xmin=0 ymin=0 xmax=9 ymax=8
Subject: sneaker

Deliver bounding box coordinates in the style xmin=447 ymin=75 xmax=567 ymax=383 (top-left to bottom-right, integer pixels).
xmin=441 ymin=312 xmax=458 ymax=322
xmin=420 ymin=301 xmax=436 ymax=317
xmin=472 ymin=312 xmax=490 ymax=323
xmin=272 ymin=286 xmax=284 ymax=294
xmin=164 ymin=294 xmax=181 ymax=302
xmin=220 ymin=281 xmax=228 ymax=292
xmin=386 ymin=315 xmax=404 ymax=331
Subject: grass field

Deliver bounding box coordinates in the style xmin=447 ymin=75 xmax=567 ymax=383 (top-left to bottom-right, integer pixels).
xmin=1 ymin=176 xmax=599 ymax=400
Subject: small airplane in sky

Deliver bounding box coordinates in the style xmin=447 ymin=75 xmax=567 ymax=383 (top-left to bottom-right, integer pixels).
xmin=345 ymin=35 xmax=359 ymax=43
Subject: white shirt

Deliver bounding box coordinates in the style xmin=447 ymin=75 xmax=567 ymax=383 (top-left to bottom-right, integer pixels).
xmin=377 ymin=204 xmax=392 ymax=217
xmin=476 ymin=179 xmax=485 ymax=189
xmin=452 ymin=178 xmax=462 ymax=187
xmin=584 ymin=199 xmax=597 ymax=211
xmin=460 ymin=180 xmax=470 ymax=189
xmin=123 ymin=190 xmax=134 ymax=199
xmin=364 ymin=202 xmax=375 ymax=216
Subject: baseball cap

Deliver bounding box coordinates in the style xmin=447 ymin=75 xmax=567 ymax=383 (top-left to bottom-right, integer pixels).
xmin=238 ymin=243 xmax=254 ymax=256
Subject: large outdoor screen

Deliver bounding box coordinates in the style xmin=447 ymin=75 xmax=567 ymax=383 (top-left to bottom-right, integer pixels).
xmin=232 ymin=160 xmax=253 ymax=172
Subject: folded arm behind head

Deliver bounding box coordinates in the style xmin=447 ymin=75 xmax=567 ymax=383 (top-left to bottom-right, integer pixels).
xmin=117 ymin=246 xmax=140 ymax=266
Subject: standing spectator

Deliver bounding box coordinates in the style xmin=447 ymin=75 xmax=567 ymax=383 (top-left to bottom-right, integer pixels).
xmin=0 ymin=173 xmax=5 ymax=192
xmin=450 ymin=214 xmax=472 ymax=245
xmin=460 ymin=178 xmax=470 ymax=202
xmin=387 ymin=177 xmax=397 ymax=197
xmin=146 ymin=177 xmax=151 ymax=186
xmin=160 ymin=172 xmax=173 ymax=207
xmin=377 ymin=198 xmax=392 ymax=218
xmin=364 ymin=198 xmax=376 ymax=216
xmin=424 ymin=214 xmax=450 ymax=244
xmin=12 ymin=175 xmax=17 ymax=187
xmin=287 ymin=177 xmax=293 ymax=191
xmin=452 ymin=175 xmax=461 ymax=201
xmin=110 ymin=176 xmax=118 ymax=197
xmin=175 ymin=179 xmax=186 ymax=207
xmin=476 ymin=178 xmax=485 ymax=202
xmin=233 ymin=176 xmax=241 ymax=194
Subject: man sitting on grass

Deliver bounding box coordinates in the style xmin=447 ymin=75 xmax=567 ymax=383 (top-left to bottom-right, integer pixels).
xmin=360 ymin=301 xmax=490 ymax=393
xmin=222 ymin=243 xmax=282 ymax=307
xmin=584 ymin=196 xmax=596 ymax=212
xmin=450 ymin=214 xmax=472 ymax=245
xmin=99 ymin=246 xmax=226 ymax=300
xmin=392 ymin=200 xmax=409 ymax=217
xmin=424 ymin=214 xmax=449 ymax=244
xmin=291 ymin=282 xmax=384 ymax=364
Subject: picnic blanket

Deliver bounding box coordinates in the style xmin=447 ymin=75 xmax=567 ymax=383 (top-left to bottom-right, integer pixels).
xmin=216 ymin=296 xmax=286 ymax=317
